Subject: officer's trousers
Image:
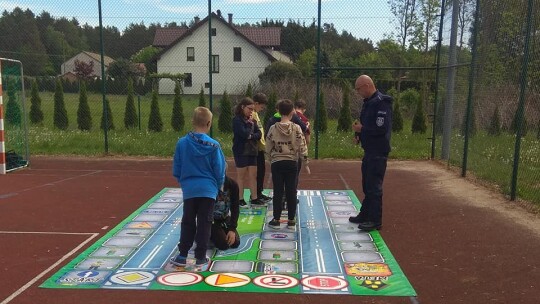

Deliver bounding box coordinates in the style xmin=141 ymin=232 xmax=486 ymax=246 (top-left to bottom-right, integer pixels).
xmin=360 ymin=154 xmax=388 ymax=224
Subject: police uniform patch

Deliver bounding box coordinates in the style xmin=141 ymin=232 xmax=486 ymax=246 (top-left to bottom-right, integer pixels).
xmin=376 ymin=117 xmax=384 ymax=127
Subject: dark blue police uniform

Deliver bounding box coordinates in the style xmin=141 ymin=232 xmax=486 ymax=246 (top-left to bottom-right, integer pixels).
xmin=357 ymin=90 xmax=392 ymax=230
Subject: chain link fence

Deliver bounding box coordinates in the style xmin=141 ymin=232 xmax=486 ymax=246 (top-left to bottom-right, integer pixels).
xmin=0 ymin=0 xmax=538 ymax=205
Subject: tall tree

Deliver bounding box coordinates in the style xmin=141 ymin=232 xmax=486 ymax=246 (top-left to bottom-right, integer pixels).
xmin=198 ymin=87 xmax=206 ymax=107
xmin=389 ymin=0 xmax=419 ymax=50
xmin=5 ymin=80 xmax=22 ymax=126
xmin=218 ymin=90 xmax=233 ymax=133
xmin=77 ymin=81 xmax=92 ymax=131
xmin=124 ymin=78 xmax=138 ymax=129
xmin=148 ymin=88 xmax=163 ymax=132
xmin=337 ymin=85 xmax=353 ymax=132
xmin=53 ymin=78 xmax=68 ymax=130
xmin=100 ymin=98 xmax=115 ymax=131
xmin=29 ymin=79 xmax=44 ymax=124
xmin=171 ymin=81 xmax=184 ymax=132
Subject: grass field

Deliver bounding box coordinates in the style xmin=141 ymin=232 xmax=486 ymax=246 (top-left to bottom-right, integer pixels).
xmin=4 ymin=92 xmax=540 ymax=205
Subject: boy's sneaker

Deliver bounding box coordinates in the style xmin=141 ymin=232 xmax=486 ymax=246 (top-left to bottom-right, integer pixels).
xmin=268 ymin=218 xmax=281 ymax=229
xmin=195 ymin=257 xmax=210 ymax=267
xmin=250 ymin=198 xmax=267 ymax=206
xmin=239 ymin=200 xmax=249 ymax=208
xmin=260 ymin=194 xmax=273 ymax=202
xmin=287 ymin=220 xmax=296 ymax=229
xmin=170 ymin=254 xmax=187 ymax=267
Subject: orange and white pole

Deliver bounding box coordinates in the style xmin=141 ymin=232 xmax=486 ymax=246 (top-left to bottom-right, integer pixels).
xmin=0 ymin=60 xmax=5 ymax=174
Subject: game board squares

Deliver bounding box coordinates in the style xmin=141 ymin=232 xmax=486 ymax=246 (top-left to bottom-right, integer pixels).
xmin=258 ymin=250 xmax=297 ymax=261
xmin=260 ymin=240 xmax=297 ymax=250
xmin=335 ymin=233 xmax=373 ymax=242
xmin=90 ymin=247 xmax=135 ymax=258
xmin=256 ymin=261 xmax=298 ymax=274
xmin=339 ymin=241 xmax=376 ymax=251
xmin=103 ymin=236 xmax=145 ymax=247
xmin=262 ymin=231 xmax=297 ymax=240
xmin=326 ymin=205 xmax=357 ymax=212
xmin=333 ymin=223 xmax=360 ymax=232
xmin=209 ymin=260 xmax=254 ymax=273
xmin=75 ymin=258 xmax=123 ymax=270
xmin=324 ymin=195 xmax=351 ymax=201
xmin=115 ymin=228 xmax=153 ymax=238
xmin=341 ymin=251 xmax=384 ymax=263
xmin=133 ymin=214 xmax=167 ymax=222
xmin=148 ymin=202 xmax=179 ymax=209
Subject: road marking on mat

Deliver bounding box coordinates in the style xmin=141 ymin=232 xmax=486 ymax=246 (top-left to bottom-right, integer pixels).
xmin=0 ymin=232 xmax=99 ymax=304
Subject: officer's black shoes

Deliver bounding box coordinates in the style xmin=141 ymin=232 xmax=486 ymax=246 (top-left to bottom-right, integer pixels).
xmin=358 ymin=221 xmax=382 ymax=231
xmin=348 ymin=214 xmax=364 ymax=224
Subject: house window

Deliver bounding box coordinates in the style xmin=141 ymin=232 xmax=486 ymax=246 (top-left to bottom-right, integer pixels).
xmin=187 ymin=47 xmax=194 ymax=61
xmin=184 ymin=73 xmax=192 ymax=87
xmin=212 ymin=55 xmax=219 ymax=73
xmin=204 ymin=82 xmax=210 ymax=88
xmin=233 ymin=47 xmax=242 ymax=62
xmin=211 ymin=28 xmax=217 ymax=36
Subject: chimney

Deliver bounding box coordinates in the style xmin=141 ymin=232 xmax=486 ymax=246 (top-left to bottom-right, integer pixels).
xmin=194 ymin=16 xmax=200 ymax=24
xmin=228 ymin=13 xmax=233 ymax=24
xmin=217 ymin=10 xmax=221 ymax=18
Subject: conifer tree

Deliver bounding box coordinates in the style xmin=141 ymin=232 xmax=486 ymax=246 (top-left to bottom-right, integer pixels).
xmin=124 ymin=78 xmax=138 ymax=129
xmin=5 ymin=80 xmax=22 ymax=126
xmin=412 ymin=98 xmax=427 ymax=134
xmin=315 ymin=91 xmax=328 ymax=133
xmin=337 ymin=86 xmax=352 ymax=132
xmin=536 ymin=119 xmax=540 ymax=140
xmin=53 ymin=78 xmax=68 ymax=130
xmin=198 ymin=87 xmax=206 ymax=107
xmin=100 ymin=98 xmax=114 ymax=130
xmin=171 ymin=81 xmax=185 ymax=132
xmin=218 ymin=90 xmax=233 ymax=133
xmin=77 ymin=81 xmax=92 ymax=131
xmin=263 ymin=90 xmax=277 ymax=126
xmin=488 ymin=105 xmax=502 ymax=136
xmin=148 ymin=88 xmax=163 ymax=132
xmin=29 ymin=79 xmax=44 ymax=124
xmin=392 ymin=98 xmax=403 ymax=132
xmin=245 ymin=83 xmax=253 ymax=98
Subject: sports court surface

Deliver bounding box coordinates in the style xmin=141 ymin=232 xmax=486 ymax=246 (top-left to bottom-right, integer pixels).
xmin=1 ymin=157 xmax=539 ymax=304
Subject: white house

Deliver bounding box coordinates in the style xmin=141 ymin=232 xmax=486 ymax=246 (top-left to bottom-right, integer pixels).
xmin=154 ymin=13 xmax=290 ymax=95
xmin=60 ymin=51 xmax=114 ymax=78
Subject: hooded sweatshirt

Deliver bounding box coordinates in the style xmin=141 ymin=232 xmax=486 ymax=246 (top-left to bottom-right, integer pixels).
xmin=265 ymin=121 xmax=307 ymax=163
xmin=173 ymin=131 xmax=226 ymax=200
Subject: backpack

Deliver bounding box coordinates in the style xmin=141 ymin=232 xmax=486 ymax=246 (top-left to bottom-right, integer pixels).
xmin=213 ymin=190 xmax=231 ymax=220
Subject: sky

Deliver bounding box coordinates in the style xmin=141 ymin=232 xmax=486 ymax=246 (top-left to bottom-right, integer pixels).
xmin=2 ymin=0 xmax=396 ymax=44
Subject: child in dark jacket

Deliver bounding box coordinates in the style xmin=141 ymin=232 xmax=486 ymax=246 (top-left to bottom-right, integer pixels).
xmin=171 ymin=107 xmax=226 ymax=269
xmin=211 ymin=176 xmax=241 ymax=250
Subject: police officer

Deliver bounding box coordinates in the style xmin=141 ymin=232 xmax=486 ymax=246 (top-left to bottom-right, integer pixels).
xmin=349 ymin=75 xmax=393 ymax=231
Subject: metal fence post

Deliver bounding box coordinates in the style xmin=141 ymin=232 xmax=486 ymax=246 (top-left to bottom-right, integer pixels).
xmin=510 ymin=0 xmax=534 ymax=201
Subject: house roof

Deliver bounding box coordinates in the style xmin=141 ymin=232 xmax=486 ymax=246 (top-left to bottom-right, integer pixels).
xmin=236 ymin=27 xmax=281 ymax=47
xmin=152 ymin=27 xmax=189 ymax=47
xmin=154 ymin=13 xmax=279 ymax=62
xmin=81 ymin=51 xmax=115 ymax=67
xmin=152 ymin=16 xmax=281 ymax=49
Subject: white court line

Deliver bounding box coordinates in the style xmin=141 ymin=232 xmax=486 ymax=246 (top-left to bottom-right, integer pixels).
xmin=339 ymin=173 xmax=351 ymax=190
xmin=0 ymin=232 xmax=99 ymax=304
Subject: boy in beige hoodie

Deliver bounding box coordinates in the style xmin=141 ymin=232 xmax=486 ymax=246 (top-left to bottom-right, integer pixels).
xmin=265 ymin=99 xmax=308 ymax=229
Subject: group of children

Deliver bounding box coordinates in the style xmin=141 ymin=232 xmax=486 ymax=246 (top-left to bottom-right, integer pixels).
xmin=171 ymin=94 xmax=310 ymax=269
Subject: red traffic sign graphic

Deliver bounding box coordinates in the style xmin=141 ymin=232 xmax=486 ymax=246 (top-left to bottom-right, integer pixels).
xmin=301 ymin=275 xmax=349 ymax=290
xmin=253 ymin=274 xmax=299 ymax=289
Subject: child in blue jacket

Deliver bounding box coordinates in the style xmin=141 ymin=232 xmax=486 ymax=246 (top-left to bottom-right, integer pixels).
xmin=171 ymin=107 xmax=226 ymax=268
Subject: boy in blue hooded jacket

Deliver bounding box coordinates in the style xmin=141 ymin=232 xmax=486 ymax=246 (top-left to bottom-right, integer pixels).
xmin=171 ymin=107 xmax=226 ymax=268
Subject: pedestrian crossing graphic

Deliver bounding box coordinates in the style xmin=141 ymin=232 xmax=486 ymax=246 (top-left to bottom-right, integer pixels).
xmin=41 ymin=188 xmax=416 ymax=296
